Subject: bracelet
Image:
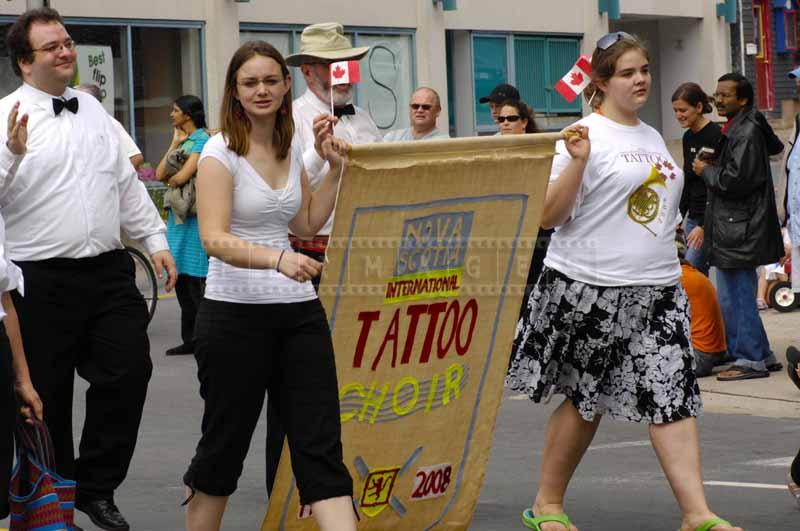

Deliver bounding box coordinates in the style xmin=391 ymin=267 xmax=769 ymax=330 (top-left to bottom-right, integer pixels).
xmin=276 ymin=249 xmax=285 ymax=272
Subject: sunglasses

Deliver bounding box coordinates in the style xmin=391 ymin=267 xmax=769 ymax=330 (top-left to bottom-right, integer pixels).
xmin=596 ymin=31 xmax=634 ymax=51
xmin=410 ymin=103 xmax=433 ymax=111
xmin=497 ymin=115 xmax=521 ymax=123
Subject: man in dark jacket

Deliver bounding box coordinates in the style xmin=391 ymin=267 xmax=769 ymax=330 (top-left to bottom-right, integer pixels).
xmin=693 ymin=73 xmax=784 ymax=381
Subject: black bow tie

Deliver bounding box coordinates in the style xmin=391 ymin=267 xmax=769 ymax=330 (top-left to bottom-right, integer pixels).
xmin=52 ymin=97 xmax=79 ymax=116
xmin=333 ymin=104 xmax=355 ymax=118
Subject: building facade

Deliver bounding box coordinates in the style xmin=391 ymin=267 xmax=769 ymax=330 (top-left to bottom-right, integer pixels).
xmin=732 ymin=0 xmax=800 ymax=123
xmin=0 ymin=0 xmax=733 ymax=166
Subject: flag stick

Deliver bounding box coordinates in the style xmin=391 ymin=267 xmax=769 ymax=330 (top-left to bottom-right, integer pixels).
xmin=329 ymin=81 xmax=335 ymax=134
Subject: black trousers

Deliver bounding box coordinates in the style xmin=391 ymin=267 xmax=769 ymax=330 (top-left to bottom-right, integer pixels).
xmin=184 ymin=298 xmax=351 ymax=505
xmin=12 ymin=250 xmax=152 ymax=501
xmin=0 ymin=323 xmax=12 ymax=519
xmin=267 ymin=247 xmax=325 ymax=495
xmin=175 ymin=274 xmax=205 ymax=348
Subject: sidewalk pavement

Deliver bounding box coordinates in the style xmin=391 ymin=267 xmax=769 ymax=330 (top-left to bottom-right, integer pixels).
xmin=699 ymin=308 xmax=800 ymax=418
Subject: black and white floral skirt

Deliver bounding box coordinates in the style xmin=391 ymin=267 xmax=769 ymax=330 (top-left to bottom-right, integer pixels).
xmin=506 ymin=266 xmax=702 ymax=424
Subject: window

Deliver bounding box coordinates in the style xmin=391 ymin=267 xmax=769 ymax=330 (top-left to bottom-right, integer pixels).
xmin=471 ymin=33 xmax=581 ymax=131
xmin=472 ymin=35 xmax=508 ymax=128
xmin=355 ymin=34 xmax=414 ymax=131
xmin=774 ymin=1 xmax=798 ymax=53
xmin=786 ymin=11 xmax=798 ymax=50
xmin=513 ymin=37 xmax=582 ymax=114
xmin=240 ymin=31 xmax=290 ymax=56
xmin=131 ymin=27 xmax=203 ymax=163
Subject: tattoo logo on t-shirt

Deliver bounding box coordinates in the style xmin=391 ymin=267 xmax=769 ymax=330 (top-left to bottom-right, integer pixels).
xmin=627 ymin=161 xmax=677 ymax=236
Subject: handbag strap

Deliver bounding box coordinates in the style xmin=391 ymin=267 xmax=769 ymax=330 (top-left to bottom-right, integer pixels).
xmin=16 ymin=418 xmax=57 ymax=470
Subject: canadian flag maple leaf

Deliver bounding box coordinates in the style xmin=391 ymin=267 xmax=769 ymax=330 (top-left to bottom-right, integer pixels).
xmin=330 ymin=61 xmax=361 ymax=85
xmin=555 ymin=56 xmax=591 ymax=102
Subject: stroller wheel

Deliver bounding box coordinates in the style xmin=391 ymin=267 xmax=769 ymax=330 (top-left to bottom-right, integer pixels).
xmin=767 ymin=281 xmax=797 ymax=312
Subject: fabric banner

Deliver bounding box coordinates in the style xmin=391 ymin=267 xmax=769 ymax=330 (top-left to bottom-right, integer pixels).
xmin=262 ymin=133 xmax=560 ymax=530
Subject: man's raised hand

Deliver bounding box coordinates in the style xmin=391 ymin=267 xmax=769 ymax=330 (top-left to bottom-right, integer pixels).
xmin=6 ymin=101 xmax=28 ymax=155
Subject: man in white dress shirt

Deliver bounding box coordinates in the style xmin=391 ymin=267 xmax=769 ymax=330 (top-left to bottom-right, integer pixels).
xmin=264 ymin=21 xmax=383 ymax=495
xmin=384 ymin=87 xmax=450 ymax=142
xmin=0 ymin=8 xmax=176 ymax=530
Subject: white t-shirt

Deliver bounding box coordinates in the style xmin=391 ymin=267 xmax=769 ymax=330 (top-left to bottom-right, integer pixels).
xmin=198 ymin=134 xmax=317 ymax=304
xmin=543 ymin=113 xmax=683 ymax=286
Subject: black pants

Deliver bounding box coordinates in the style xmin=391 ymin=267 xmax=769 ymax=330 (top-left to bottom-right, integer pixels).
xmin=175 ymin=274 xmax=205 ymax=348
xmin=793 ymin=447 xmax=800 ymax=485
xmin=266 ymin=247 xmax=326 ymax=495
xmin=12 ymin=250 xmax=152 ymax=501
xmin=185 ymin=298 xmax=351 ymax=505
xmin=0 ymin=323 xmax=12 ymax=519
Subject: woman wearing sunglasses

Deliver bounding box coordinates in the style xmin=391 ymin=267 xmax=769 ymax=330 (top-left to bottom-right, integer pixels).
xmin=507 ymin=32 xmax=740 ymax=531
xmin=498 ymin=100 xmax=538 ymax=135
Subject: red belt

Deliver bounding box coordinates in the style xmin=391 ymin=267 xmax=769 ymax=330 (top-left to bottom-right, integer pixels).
xmin=289 ymin=235 xmax=329 ymax=254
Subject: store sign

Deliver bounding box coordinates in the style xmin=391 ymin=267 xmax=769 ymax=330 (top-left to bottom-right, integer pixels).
xmin=262 ymin=133 xmax=559 ymax=530
xmin=76 ymin=45 xmax=114 ymax=115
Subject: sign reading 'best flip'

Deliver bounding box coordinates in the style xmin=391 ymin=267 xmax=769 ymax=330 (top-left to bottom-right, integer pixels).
xmin=263 ymin=133 xmax=558 ymax=530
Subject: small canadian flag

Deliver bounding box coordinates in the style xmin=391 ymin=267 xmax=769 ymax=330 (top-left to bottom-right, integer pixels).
xmin=554 ymin=55 xmax=592 ymax=103
xmin=329 ymin=60 xmax=361 ymax=85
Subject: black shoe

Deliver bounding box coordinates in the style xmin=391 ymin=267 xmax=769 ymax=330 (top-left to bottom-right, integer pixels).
xmin=75 ymin=498 xmax=130 ymax=531
xmin=767 ymin=361 xmax=783 ymax=372
xmin=73 ymin=526 xmax=84 ymax=531
xmin=165 ymin=343 xmax=193 ymax=356
xmin=787 ymin=346 xmax=800 ymax=391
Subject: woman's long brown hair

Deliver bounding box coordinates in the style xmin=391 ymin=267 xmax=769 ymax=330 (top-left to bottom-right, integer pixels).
xmin=220 ymin=41 xmax=294 ymax=160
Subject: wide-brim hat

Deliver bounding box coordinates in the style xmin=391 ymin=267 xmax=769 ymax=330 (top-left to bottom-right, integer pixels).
xmin=285 ymin=22 xmax=370 ymax=67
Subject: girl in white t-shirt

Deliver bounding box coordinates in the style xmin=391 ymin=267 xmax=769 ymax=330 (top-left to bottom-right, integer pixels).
xmin=506 ymin=34 xmax=740 ymax=531
xmin=182 ymin=42 xmax=357 ymax=531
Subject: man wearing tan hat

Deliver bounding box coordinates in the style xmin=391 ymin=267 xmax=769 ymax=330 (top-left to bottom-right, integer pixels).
xmin=266 ymin=22 xmax=382 ymax=496
xmin=286 ymin=22 xmax=382 ymax=270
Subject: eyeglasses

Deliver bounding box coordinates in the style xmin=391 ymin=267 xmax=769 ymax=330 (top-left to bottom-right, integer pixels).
xmin=497 ymin=115 xmax=521 ymax=123
xmin=237 ymin=77 xmax=283 ymax=90
xmin=596 ymin=31 xmax=634 ymax=51
xmin=410 ymin=103 xmax=433 ymax=111
xmin=712 ymin=91 xmax=736 ymax=99
xmin=32 ymin=38 xmax=76 ymax=54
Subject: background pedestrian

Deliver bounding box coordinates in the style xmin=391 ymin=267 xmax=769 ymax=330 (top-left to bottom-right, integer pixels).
xmin=155 ymin=95 xmax=210 ymax=356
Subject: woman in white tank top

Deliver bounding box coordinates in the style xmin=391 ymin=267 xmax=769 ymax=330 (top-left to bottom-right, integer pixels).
xmin=182 ymin=41 xmax=357 ymax=531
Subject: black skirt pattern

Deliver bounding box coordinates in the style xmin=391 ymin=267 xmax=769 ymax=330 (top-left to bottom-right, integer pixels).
xmin=506 ymin=267 xmax=702 ymax=424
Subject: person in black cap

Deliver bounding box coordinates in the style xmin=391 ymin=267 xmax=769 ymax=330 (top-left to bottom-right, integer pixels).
xmin=479 ymin=83 xmax=520 ymax=131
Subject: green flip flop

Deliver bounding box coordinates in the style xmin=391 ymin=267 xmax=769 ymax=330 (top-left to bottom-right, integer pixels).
xmin=522 ymin=508 xmax=571 ymax=530
xmin=678 ymin=517 xmax=732 ymax=531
